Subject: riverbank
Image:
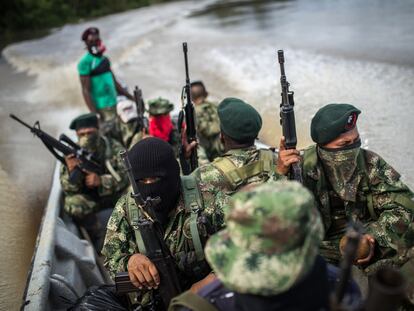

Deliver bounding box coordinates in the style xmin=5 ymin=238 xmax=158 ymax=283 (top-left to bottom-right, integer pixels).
xmin=0 ymin=0 xmax=172 ymax=50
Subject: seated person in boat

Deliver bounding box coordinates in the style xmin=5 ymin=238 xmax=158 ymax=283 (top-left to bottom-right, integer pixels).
xmin=170 ymin=181 xmax=361 ymax=311
xmin=60 ymin=113 xmax=128 ymax=251
xmin=108 ymin=96 xmax=146 ymax=150
xmin=277 ymin=103 xmax=414 ymax=277
xmin=190 ymin=80 xmax=224 ymax=162
xmin=192 ymin=97 xmax=280 ymax=213
xmin=102 ymin=137 xmax=225 ymax=308
xmin=147 ymin=97 xmax=181 ymax=156
xmin=78 ymin=27 xmax=133 ymax=123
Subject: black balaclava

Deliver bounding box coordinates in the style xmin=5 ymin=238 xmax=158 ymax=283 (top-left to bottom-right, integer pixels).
xmin=128 ymin=137 xmax=181 ymax=227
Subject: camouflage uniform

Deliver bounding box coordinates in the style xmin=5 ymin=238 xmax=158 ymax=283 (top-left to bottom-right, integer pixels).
xmin=169 ymin=182 xmax=360 ymax=311
xmin=192 ymin=147 xmax=279 ymax=214
xmin=195 ymin=100 xmax=224 ymax=162
xmin=60 ymin=136 xmax=128 ymax=218
xmin=301 ymin=145 xmax=414 ymax=275
xmin=109 ymin=118 xmax=144 ymax=150
xmin=102 ymin=178 xmax=227 ymax=295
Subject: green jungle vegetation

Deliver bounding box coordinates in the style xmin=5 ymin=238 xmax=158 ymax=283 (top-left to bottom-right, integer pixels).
xmin=0 ymin=0 xmax=172 ymax=48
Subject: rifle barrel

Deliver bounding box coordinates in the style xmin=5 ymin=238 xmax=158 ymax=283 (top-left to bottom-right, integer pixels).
xmin=10 ymin=114 xmax=34 ymax=130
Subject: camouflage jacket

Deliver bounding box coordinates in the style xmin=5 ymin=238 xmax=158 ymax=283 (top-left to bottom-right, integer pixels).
xmin=108 ymin=118 xmax=144 ymax=150
xmin=192 ymin=147 xmax=280 ymax=214
xmin=60 ymin=136 xmax=128 ymax=199
xmin=102 ymin=181 xmax=226 ymax=287
xmin=302 ymin=145 xmax=414 ymax=274
xmin=195 ymin=101 xmax=224 ymax=162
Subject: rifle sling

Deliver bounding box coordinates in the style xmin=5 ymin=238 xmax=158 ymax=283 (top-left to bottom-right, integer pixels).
xmin=41 ymin=138 xmax=66 ymax=164
xmin=181 ymin=175 xmax=205 ymax=262
xmin=127 ymin=196 xmax=147 ymax=255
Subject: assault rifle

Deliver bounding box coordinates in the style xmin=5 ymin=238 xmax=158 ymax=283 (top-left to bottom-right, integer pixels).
xmin=178 ymin=42 xmax=198 ymax=175
xmin=277 ymin=50 xmax=303 ymax=183
xmin=134 ymin=85 xmax=149 ymax=133
xmin=10 ymin=114 xmax=103 ymax=184
xmin=115 ymin=150 xmax=182 ymax=310
xmin=332 ymin=223 xmax=407 ymax=311
xmin=332 ymin=223 xmax=362 ymax=309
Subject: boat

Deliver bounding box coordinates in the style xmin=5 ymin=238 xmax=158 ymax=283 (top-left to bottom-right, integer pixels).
xmin=21 ymin=162 xmax=112 ymax=311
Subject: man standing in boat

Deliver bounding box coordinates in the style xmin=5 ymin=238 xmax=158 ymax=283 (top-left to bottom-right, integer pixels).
xmin=277 ymin=103 xmax=414 ymax=278
xmin=78 ymin=27 xmax=133 ymax=123
xmin=60 ymin=113 xmax=128 ymax=251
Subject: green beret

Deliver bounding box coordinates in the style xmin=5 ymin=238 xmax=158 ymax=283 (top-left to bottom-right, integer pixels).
xmin=311 ymin=103 xmax=361 ymax=145
xmin=218 ymin=98 xmax=262 ymax=142
xmin=148 ymin=97 xmax=174 ymax=116
xmin=69 ymin=113 xmax=99 ymax=130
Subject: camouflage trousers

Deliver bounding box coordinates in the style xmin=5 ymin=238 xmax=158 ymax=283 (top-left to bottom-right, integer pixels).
xmin=98 ymin=106 xmax=117 ymax=136
xmin=64 ymin=193 xmax=114 ymax=252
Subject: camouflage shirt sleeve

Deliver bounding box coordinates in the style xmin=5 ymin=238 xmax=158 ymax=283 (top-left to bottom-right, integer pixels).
xmin=102 ymin=194 xmax=138 ymax=278
xmin=98 ymin=138 xmax=129 ymax=197
xmin=363 ymin=151 xmax=414 ymax=259
xmin=193 ymin=164 xmax=229 ymax=231
xmin=59 ymin=164 xmax=82 ymax=194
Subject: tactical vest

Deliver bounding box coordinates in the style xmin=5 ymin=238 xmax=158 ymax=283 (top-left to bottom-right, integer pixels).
xmin=126 ymin=175 xmax=208 ymax=278
xmin=302 ymin=145 xmax=414 ymax=222
xmin=212 ymin=149 xmax=274 ymax=191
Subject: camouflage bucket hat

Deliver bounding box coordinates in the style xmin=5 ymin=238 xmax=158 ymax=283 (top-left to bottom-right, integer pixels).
xmin=148 ymin=97 xmax=174 ymax=116
xmin=205 ymin=181 xmax=324 ymax=296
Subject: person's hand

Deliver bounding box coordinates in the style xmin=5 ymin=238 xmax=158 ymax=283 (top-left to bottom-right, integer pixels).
xmin=127 ymin=254 xmax=160 ymax=290
xmin=190 ymin=273 xmax=217 ymax=293
xmin=84 ymin=172 xmax=101 ymax=188
xmin=65 ymin=154 xmax=80 ymax=173
xmin=276 ymin=136 xmax=301 ymax=175
xmin=355 ymin=234 xmax=375 ymax=265
xmin=181 ymin=128 xmax=198 ymax=159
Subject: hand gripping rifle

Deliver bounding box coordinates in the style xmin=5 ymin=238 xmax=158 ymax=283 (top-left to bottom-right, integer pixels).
xmin=10 ymin=114 xmax=103 ymax=184
xmin=332 ymin=223 xmax=362 ymax=309
xmin=332 ymin=223 xmax=407 ymax=311
xmin=277 ymin=50 xmax=303 ymax=183
xmin=115 ymin=151 xmax=182 ymax=310
xmin=178 ymin=42 xmax=198 ymax=175
xmin=134 ymin=85 xmax=149 ymax=133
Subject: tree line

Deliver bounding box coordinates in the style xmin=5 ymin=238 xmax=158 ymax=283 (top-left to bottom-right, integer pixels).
xmin=0 ymin=0 xmax=170 ymax=33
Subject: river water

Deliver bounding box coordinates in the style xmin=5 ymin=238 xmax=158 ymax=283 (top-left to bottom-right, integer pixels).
xmin=1 ymin=0 xmax=414 ymax=308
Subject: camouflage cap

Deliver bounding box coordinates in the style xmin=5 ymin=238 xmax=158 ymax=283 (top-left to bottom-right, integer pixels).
xmin=311 ymin=103 xmax=361 ymax=145
xmin=148 ymin=97 xmax=174 ymax=116
xmin=205 ymin=181 xmax=324 ymax=296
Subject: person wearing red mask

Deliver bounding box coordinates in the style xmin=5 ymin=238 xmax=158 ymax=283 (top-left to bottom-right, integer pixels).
xmin=78 ymin=27 xmax=133 ymax=123
xmin=147 ymin=97 xmax=180 ymax=156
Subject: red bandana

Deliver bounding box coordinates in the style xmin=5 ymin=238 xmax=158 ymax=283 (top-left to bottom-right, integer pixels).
xmin=149 ymin=114 xmax=173 ymax=142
